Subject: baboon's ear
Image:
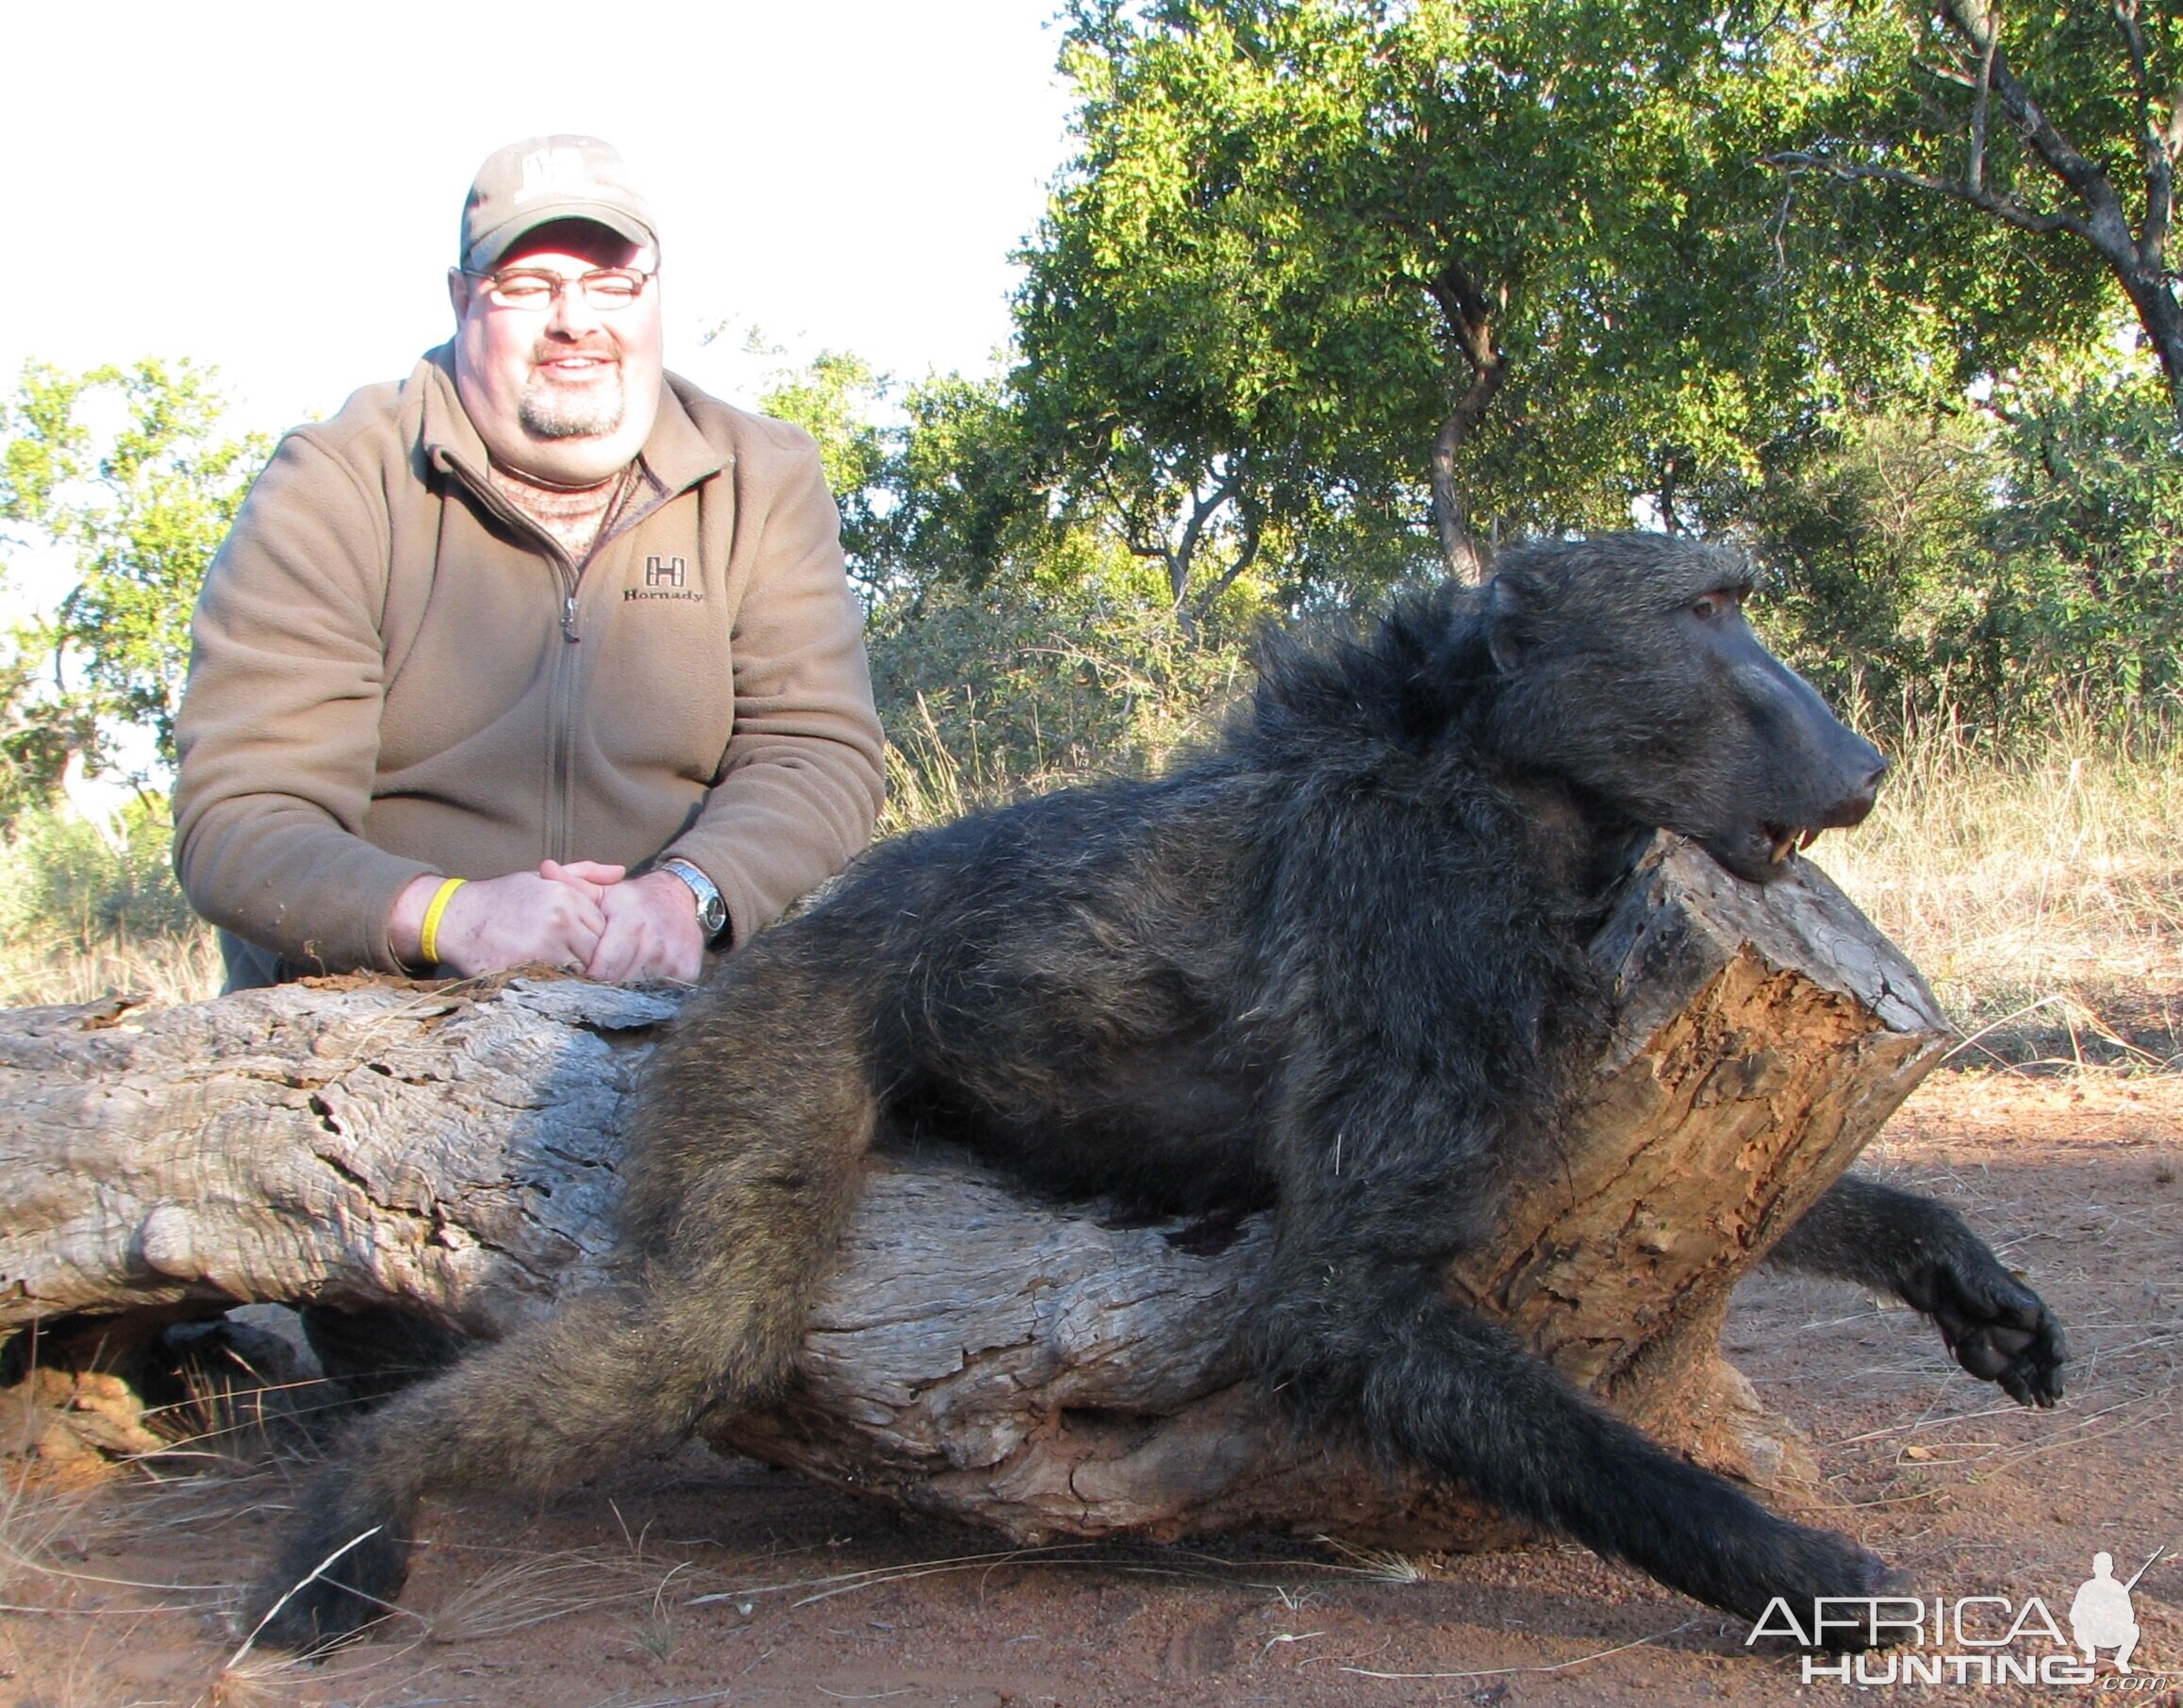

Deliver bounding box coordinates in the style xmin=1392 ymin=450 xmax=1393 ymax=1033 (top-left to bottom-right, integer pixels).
xmin=1484 ymin=575 xmax=1529 ymax=674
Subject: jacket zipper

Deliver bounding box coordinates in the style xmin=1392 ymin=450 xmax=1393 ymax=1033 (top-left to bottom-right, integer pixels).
xmin=441 ymin=458 xmax=668 ymax=861
xmin=546 ymin=484 xmax=669 ymax=855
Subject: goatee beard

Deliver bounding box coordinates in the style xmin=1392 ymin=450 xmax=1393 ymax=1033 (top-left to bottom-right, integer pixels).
xmin=520 ymin=370 xmax=625 ymax=440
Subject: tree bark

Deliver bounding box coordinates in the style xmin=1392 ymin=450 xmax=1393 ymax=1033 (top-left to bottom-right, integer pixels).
xmin=0 ymin=836 xmax=1945 ymax=1548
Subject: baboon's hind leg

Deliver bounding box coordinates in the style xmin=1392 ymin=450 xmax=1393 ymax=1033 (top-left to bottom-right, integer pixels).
xmin=244 ymin=990 xmax=878 ymax=1653
xmin=242 ymin=1286 xmax=717 ymax=1650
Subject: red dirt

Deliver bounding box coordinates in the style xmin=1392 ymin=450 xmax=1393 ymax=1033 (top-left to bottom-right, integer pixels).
xmin=4 ymin=1070 xmax=2179 ymax=1708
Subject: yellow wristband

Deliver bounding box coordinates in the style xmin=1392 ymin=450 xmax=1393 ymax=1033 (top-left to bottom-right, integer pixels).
xmin=418 ymin=877 xmax=466 ymax=966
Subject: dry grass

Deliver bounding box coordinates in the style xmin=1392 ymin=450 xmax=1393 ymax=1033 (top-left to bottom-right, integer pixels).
xmin=0 ymin=1467 xmax=98 ymax=1616
xmin=0 ymin=715 xmax=2175 ymax=1077
xmin=877 ymin=695 xmax=995 ymax=839
xmin=874 ymin=683 xmax=1182 ymax=840
xmin=0 ymin=927 xmax=220 ymax=1011
xmin=1819 ymin=718 xmax=2183 ymax=1070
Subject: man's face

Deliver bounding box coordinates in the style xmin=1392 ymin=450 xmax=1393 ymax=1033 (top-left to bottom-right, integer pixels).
xmin=450 ymin=219 xmax=664 ymax=484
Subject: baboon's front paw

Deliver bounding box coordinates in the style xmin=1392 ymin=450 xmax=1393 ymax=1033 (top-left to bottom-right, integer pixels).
xmin=1910 ymin=1259 xmax=2068 ymax=1408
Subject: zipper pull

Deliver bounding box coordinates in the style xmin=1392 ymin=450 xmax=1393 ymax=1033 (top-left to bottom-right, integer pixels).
xmin=561 ymin=591 xmax=580 ymax=641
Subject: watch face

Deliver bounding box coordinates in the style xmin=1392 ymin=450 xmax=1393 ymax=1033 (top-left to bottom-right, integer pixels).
xmin=665 ymin=860 xmax=727 ymax=940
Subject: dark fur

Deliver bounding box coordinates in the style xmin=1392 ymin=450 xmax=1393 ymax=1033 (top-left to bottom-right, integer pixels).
xmin=246 ymin=535 xmax=2065 ymax=1650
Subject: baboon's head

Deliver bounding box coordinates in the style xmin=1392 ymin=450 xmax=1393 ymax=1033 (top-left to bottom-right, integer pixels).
xmin=1479 ymin=534 xmax=1887 ymax=885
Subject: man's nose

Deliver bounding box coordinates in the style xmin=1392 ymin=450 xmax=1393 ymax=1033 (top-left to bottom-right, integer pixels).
xmin=549 ymin=283 xmax=604 ymax=336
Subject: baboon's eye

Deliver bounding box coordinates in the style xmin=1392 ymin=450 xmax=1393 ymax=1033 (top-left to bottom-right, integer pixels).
xmin=1691 ymin=589 xmax=1740 ymax=622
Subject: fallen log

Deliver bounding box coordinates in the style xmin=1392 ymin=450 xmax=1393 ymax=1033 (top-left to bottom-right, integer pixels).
xmin=0 ymin=835 xmax=1946 ymax=1547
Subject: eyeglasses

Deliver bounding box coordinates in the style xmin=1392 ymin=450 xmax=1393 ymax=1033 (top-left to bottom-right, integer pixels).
xmin=462 ymin=266 xmax=654 ymax=312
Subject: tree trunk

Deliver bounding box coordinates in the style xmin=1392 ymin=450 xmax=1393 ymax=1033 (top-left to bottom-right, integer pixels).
xmin=1430 ymin=386 xmax=1498 ymax=586
xmin=0 ymin=836 xmax=1945 ymax=1549
xmin=1425 ymin=251 xmax=1509 ymax=585
xmin=2116 ymin=257 xmax=2183 ymax=432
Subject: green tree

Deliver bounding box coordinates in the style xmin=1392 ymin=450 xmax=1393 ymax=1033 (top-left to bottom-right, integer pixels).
xmin=744 ymin=344 xmax=1254 ymax=797
xmin=0 ymin=645 xmax=88 ymax=829
xmin=1982 ymin=349 xmax=2183 ymax=726
xmin=0 ymin=359 xmax=269 ymax=771
xmin=878 ymin=373 xmax=1055 ymax=597
xmin=756 ymin=347 xmax=899 ymax=589
xmin=1728 ymin=405 xmax=1998 ymax=723
xmin=1017 ymin=0 xmax=1948 ymax=598
xmin=1722 ymin=346 xmax=2183 ymax=738
xmin=1771 ymin=0 xmax=2183 ymax=426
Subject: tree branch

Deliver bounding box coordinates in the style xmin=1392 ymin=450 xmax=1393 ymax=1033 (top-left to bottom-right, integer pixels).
xmin=1965 ymin=0 xmax=1999 ymax=191
xmin=2110 ymin=0 xmax=2176 ymax=264
xmin=1768 ymin=151 xmax=2090 ymax=240
xmin=1777 ymin=4 xmax=2183 ymax=427
xmin=1169 ymin=467 xmax=1241 ymax=612
xmin=1190 ymin=484 xmax=1265 ymax=622
xmin=1937 ymin=0 xmax=2140 ymax=265
xmin=1090 ymin=467 xmax=1171 ymax=573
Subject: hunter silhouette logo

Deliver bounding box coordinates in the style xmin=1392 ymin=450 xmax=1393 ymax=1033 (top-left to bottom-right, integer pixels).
xmin=2072 ymin=1548 xmax=2162 ymax=1673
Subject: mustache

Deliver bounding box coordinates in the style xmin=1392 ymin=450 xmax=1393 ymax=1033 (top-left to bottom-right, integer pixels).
xmin=530 ymin=340 xmax=620 ymax=364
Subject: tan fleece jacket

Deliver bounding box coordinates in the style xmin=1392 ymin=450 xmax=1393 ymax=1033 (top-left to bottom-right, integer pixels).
xmin=173 ymin=347 xmax=885 ymax=981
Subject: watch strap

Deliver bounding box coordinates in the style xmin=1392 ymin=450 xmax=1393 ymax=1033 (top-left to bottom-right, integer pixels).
xmin=658 ymin=856 xmax=729 ymax=944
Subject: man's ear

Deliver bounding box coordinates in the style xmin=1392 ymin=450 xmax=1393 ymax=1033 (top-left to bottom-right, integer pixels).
xmin=447 ymin=267 xmax=473 ymax=326
xmin=1484 ymin=574 xmax=1528 ymax=674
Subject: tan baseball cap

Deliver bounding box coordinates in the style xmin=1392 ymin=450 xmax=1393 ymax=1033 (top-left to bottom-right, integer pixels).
xmin=459 ymin=135 xmax=658 ymax=273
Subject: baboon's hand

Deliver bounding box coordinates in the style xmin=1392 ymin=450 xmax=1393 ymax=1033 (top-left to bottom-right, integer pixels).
xmin=1899 ymin=1255 xmax=2067 ymax=1408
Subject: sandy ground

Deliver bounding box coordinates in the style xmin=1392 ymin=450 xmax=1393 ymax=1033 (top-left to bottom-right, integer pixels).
xmin=2 ymin=1070 xmax=2178 ymax=1708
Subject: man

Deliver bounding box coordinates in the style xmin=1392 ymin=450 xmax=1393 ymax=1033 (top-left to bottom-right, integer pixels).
xmin=2070 ymin=1552 xmax=2143 ymax=1673
xmin=174 ymin=136 xmax=885 ymax=993
xmin=173 ymin=136 xmax=885 ymax=1396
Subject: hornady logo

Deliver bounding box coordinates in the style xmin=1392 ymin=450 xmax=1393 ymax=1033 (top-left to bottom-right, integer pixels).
xmin=1747 ymin=1548 xmax=2168 ymax=1688
xmin=515 ymin=146 xmax=600 ymax=205
xmin=625 ymin=556 xmax=702 ymax=602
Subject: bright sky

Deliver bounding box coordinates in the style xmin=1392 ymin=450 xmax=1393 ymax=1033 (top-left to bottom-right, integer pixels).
xmin=1 ymin=0 xmax=1078 ymax=437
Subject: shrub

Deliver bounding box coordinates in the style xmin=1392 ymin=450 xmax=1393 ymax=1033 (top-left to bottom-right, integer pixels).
xmin=1737 ymin=358 xmax=2183 ymax=745
xmin=0 ymin=803 xmax=215 ymax=1006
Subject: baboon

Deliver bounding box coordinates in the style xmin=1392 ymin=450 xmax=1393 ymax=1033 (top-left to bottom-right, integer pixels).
xmin=247 ymin=534 xmax=2066 ymax=1650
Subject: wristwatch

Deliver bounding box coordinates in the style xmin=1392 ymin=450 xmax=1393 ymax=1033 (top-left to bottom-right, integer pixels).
xmin=658 ymin=856 xmax=729 ymax=945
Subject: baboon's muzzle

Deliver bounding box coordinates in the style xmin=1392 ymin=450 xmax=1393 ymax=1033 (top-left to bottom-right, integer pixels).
xmin=1711 ymin=644 xmax=1889 ymax=882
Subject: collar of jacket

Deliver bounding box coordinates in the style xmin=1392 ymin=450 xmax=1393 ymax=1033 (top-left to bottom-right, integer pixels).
xmin=408 ymin=341 xmax=732 ymax=500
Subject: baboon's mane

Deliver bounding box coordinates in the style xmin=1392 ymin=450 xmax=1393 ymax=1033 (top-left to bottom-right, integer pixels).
xmin=1246 ymin=583 xmax=1495 ymax=760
